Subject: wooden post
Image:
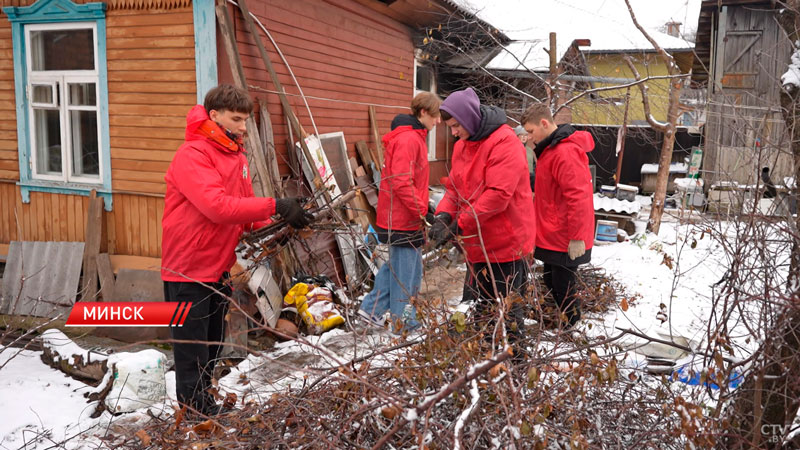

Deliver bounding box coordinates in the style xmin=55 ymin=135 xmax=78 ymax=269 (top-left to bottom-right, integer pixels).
xmin=549 ymin=32 xmax=557 ymax=74
xmin=614 ymin=88 xmax=632 ymax=186
xmin=215 ymin=2 xmax=274 ymax=198
xmin=355 ymin=140 xmax=374 ymax=179
xmin=96 ymin=253 xmax=116 ymax=301
xmin=259 ymin=102 xmax=283 ymax=197
xmin=234 ymin=0 xmax=329 ymax=202
xmin=368 ymin=106 xmax=384 ymax=167
xmin=80 ymin=190 xmax=103 ymax=301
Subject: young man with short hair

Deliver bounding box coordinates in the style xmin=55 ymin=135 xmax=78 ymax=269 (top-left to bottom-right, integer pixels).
xmin=162 ymin=84 xmax=311 ymax=416
xmin=359 ymin=92 xmax=441 ymax=333
xmin=522 ymin=103 xmax=595 ymax=328
xmin=430 ymin=87 xmax=536 ymax=340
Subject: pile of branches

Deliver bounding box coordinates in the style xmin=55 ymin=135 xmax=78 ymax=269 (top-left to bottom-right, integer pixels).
xmin=104 ymin=269 xmax=714 ymax=449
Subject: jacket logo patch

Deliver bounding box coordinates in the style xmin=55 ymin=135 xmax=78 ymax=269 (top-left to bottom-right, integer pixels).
xmin=242 ymin=165 xmax=248 ymax=179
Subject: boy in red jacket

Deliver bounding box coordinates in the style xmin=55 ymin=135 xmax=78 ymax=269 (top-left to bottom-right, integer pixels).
xmin=429 ymin=87 xmax=536 ymax=341
xmin=162 ymin=85 xmax=310 ymax=416
xmin=522 ymin=103 xmax=595 ymax=328
xmin=358 ymin=92 xmax=441 ymax=333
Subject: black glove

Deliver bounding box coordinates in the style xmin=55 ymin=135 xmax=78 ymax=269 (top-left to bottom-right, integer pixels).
xmin=429 ymin=212 xmax=455 ymax=247
xmin=424 ymin=212 xmax=436 ymax=226
xmin=275 ymin=197 xmax=313 ymax=229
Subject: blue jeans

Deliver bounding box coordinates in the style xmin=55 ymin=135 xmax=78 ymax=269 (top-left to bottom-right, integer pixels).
xmin=359 ymin=245 xmax=422 ymax=330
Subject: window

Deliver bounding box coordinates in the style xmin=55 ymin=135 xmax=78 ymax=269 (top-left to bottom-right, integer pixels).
xmin=27 ymin=23 xmax=100 ymax=183
xmin=4 ymin=0 xmax=111 ymax=209
xmin=414 ymin=57 xmax=437 ymax=161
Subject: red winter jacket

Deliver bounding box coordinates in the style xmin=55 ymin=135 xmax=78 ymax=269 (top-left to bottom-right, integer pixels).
xmin=436 ymin=124 xmax=536 ymax=264
xmin=533 ymin=127 xmax=595 ymax=254
xmin=161 ymin=105 xmax=274 ymax=282
xmin=376 ymin=116 xmax=429 ymax=245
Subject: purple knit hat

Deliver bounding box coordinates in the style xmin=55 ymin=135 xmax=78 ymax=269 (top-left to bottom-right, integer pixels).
xmin=441 ymin=87 xmax=481 ymax=137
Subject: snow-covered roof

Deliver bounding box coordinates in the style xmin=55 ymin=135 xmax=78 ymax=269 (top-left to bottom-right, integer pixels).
xmin=453 ymin=0 xmax=695 ymax=72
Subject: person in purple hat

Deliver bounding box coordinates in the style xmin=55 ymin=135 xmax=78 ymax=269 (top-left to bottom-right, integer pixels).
xmin=428 ymin=87 xmax=536 ymax=343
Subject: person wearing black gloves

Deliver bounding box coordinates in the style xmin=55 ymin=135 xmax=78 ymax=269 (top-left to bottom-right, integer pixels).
xmin=275 ymin=197 xmax=313 ymax=228
xmin=431 ymin=87 xmax=536 ymax=342
xmin=358 ymin=92 xmax=441 ymax=334
xmin=162 ymin=85 xmax=313 ymax=417
xmin=522 ymin=103 xmax=595 ymax=328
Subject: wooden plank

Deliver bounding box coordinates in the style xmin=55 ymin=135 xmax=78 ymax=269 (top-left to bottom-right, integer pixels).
xmin=110 ymin=148 xmax=175 ymax=162
xmin=368 ymin=106 xmax=384 ymax=167
xmin=114 ymin=194 xmax=125 ymax=256
xmin=111 ymin=169 xmax=167 ymax=183
xmin=156 ymin=198 xmax=164 ymax=255
xmin=59 ymin=192 xmax=68 ymax=241
xmin=109 ymin=59 xmax=195 ymax=72
xmin=95 ymin=253 xmax=115 ymax=301
xmin=112 ymin=159 xmax=171 ymax=172
xmin=105 ymin=36 xmax=195 ymax=50
xmin=80 ymin=190 xmax=103 ymax=301
xmin=35 ymin=192 xmax=44 ymax=241
xmin=105 ymin=207 xmax=116 ymax=255
xmin=0 ymin=185 xmax=9 ymax=243
xmin=112 ymin=180 xmax=166 ymax=195
xmin=50 ymin=193 xmax=60 ymax=240
xmin=108 ymin=82 xmax=196 ymax=95
xmin=259 ymin=102 xmax=283 ymax=197
xmin=0 ymin=243 xmax=8 ymax=262
xmin=355 ymin=140 xmax=374 ymax=178
xmin=147 ymin=197 xmax=158 ymax=257
xmin=106 ymin=24 xmax=194 ymax=39
xmin=66 ymin=195 xmax=76 ymax=242
xmin=108 ymin=255 xmax=162 ymax=274
xmin=355 ymin=174 xmax=378 ymax=209
xmin=107 ymin=71 xmax=195 ymax=84
xmin=138 ymin=196 xmax=149 ymax=257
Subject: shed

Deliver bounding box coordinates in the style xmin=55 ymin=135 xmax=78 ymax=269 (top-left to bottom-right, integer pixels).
xmin=693 ymin=0 xmax=794 ymax=188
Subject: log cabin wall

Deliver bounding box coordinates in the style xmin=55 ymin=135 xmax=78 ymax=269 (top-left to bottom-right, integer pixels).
xmin=0 ymin=0 xmax=194 ymax=257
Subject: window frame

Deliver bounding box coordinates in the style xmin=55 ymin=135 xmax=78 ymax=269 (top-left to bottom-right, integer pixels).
xmin=26 ymin=22 xmax=102 ymax=185
xmin=3 ymin=0 xmax=112 ymax=210
xmin=414 ymin=57 xmax=438 ymax=161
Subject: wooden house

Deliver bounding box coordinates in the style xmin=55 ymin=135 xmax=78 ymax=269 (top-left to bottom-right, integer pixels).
xmin=0 ymin=0 xmax=497 ymax=276
xmin=693 ymin=0 xmax=794 ymax=187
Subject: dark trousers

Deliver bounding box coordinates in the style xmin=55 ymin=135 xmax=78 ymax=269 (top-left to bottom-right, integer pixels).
xmin=164 ymin=276 xmax=230 ymax=413
xmin=542 ymin=263 xmax=580 ymax=325
xmin=463 ymin=259 xmax=529 ymax=337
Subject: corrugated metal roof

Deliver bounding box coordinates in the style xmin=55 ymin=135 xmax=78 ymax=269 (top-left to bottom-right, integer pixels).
xmin=0 ymin=241 xmax=85 ymax=318
xmin=594 ymin=194 xmax=641 ymax=215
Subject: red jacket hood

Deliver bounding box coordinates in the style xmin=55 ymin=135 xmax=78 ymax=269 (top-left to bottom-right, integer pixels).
xmin=382 ymin=125 xmax=427 ymax=148
xmin=558 ymin=129 xmax=594 ymax=153
xmin=184 ymin=104 xmax=241 ymax=153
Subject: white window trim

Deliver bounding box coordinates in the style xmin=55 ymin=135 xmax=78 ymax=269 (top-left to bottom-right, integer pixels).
xmin=24 ymin=21 xmax=103 ymax=185
xmin=414 ymin=57 xmax=437 ymax=161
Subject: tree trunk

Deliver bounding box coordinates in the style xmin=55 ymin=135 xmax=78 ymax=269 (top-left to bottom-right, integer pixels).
xmin=646 ymin=79 xmax=682 ymax=234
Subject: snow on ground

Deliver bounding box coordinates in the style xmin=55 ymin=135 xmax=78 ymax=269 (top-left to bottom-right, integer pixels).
xmin=0 ymin=214 xmax=791 ymax=447
xmin=0 ymin=349 xmax=104 ymax=449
